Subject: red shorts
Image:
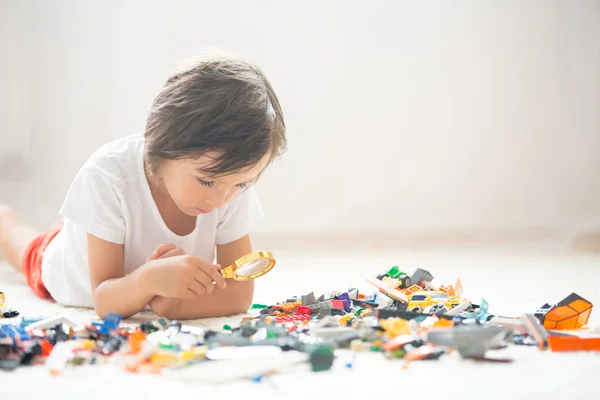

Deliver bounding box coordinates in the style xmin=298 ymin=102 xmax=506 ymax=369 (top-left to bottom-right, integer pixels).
xmin=21 ymin=219 xmax=64 ymax=300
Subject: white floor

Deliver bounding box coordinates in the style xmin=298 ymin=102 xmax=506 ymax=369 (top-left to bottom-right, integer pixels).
xmin=1 ymin=245 xmax=599 ymax=399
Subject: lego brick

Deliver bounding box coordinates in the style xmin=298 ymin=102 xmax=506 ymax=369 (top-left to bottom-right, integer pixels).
xmin=301 ymin=292 xmax=316 ymax=306
xmin=521 ymin=313 xmax=549 ymax=350
xmin=307 ymin=300 xmax=333 ymax=311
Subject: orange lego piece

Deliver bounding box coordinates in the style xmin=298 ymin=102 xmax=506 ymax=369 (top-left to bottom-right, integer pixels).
xmin=281 ymin=302 xmax=300 ymax=313
xmin=548 ymin=336 xmax=600 ymax=352
xmin=128 ymin=330 xmax=146 ymax=353
xmin=542 ymin=293 xmax=593 ymax=330
xmin=433 ymin=318 xmax=454 ymax=328
xmin=438 ymin=285 xmax=455 ymax=296
xmin=401 ymin=284 xmax=423 ymax=296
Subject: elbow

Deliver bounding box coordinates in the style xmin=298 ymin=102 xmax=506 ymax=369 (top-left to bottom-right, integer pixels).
xmin=148 ymin=296 xmax=178 ymax=319
xmin=93 ymin=288 xmax=135 ymax=320
xmin=94 ymin=305 xmax=134 ymax=320
xmin=150 ymin=302 xmax=173 ymax=319
xmin=230 ymin=288 xmax=254 ymax=315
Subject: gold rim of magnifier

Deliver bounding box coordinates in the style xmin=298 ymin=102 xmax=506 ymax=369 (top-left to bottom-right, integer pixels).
xmin=221 ymin=251 xmax=276 ymax=280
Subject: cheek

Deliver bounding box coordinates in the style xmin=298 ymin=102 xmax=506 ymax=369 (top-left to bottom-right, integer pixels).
xmin=164 ymin=174 xmax=201 ymax=204
xmin=224 ymin=188 xmax=240 ymax=203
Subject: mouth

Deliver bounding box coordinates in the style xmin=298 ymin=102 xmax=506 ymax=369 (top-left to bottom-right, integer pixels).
xmin=196 ymin=208 xmax=212 ymax=214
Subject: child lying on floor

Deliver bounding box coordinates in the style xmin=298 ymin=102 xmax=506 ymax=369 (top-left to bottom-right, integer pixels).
xmin=0 ymin=53 xmax=286 ymax=320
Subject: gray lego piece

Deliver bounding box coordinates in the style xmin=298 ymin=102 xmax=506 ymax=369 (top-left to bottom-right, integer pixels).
xmin=410 ymin=268 xmax=434 ymax=286
xmin=426 ymin=325 xmax=512 ymax=358
xmin=301 ymin=292 xmax=316 ymax=305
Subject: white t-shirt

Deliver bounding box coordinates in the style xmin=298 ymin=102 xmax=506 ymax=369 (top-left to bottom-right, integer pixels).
xmin=41 ymin=134 xmax=264 ymax=307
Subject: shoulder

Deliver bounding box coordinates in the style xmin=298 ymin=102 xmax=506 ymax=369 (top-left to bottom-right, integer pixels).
xmin=80 ymin=134 xmax=144 ymax=184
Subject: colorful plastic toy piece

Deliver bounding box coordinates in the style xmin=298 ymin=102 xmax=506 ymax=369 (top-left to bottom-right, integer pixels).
xmin=401 ymin=284 xmax=423 ymax=296
xmin=0 ymin=324 xmax=31 ymax=341
xmin=275 ymin=315 xmax=312 ymax=323
xmin=336 ymin=293 xmax=351 ymax=311
xmin=548 ymin=336 xmax=600 ymax=352
xmin=0 ymin=292 xmax=19 ymax=319
xmin=365 ymin=276 xmax=408 ymax=303
xmin=378 ymin=266 xmax=412 ymax=288
xmin=296 ymin=306 xmax=311 ymax=315
xmin=91 ymin=313 xmax=121 ymax=335
xmin=521 ymin=313 xmax=549 ymax=350
xmin=535 ymin=293 xmax=593 ymax=330
xmin=407 ymin=291 xmax=464 ymax=313
xmin=301 ymin=292 xmax=316 ymax=306
xmin=410 ymin=268 xmax=434 ymax=287
xmin=438 ymin=285 xmax=455 ymax=296
xmin=309 ymin=346 xmax=335 ymax=372
xmin=280 ymin=302 xmax=300 ymax=313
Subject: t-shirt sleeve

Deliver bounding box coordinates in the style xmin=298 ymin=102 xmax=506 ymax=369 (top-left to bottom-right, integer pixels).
xmin=215 ymin=187 xmax=264 ymax=245
xmin=59 ymin=168 xmax=126 ymax=244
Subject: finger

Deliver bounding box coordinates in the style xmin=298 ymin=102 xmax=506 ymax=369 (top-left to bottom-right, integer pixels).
xmin=193 ymin=270 xmax=216 ymax=294
xmin=185 ymin=256 xmax=226 ymax=290
xmin=150 ymin=243 xmax=176 ymax=260
xmin=182 ymin=289 xmax=197 ymax=299
xmin=207 ymin=266 xmax=227 ymax=289
xmin=189 ymin=279 xmax=206 ymax=296
xmin=160 ymin=248 xmax=185 ymax=259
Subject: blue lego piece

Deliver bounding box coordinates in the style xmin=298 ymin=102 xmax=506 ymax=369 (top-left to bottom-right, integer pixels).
xmin=91 ymin=313 xmax=121 ymax=335
xmin=20 ymin=316 xmax=45 ymax=328
xmin=362 ymin=294 xmax=378 ymax=303
xmin=0 ymin=324 xmax=31 ymax=341
xmin=476 ymin=299 xmax=489 ymax=323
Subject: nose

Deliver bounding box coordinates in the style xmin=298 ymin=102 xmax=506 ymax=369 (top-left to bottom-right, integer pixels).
xmin=206 ymin=187 xmax=238 ymax=209
xmin=205 ymin=188 xmax=228 ymax=209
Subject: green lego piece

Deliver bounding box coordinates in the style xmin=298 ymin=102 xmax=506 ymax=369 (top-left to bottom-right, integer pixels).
xmin=223 ymin=324 xmax=232 ymax=331
xmin=369 ymin=344 xmax=382 ymax=352
xmin=386 ymin=265 xmax=400 ymax=278
xmin=159 ymin=342 xmax=177 ymax=350
xmin=386 ymin=265 xmax=407 ymax=279
xmin=250 ymin=303 xmax=268 ymax=309
xmin=309 ymin=346 xmax=335 ymax=372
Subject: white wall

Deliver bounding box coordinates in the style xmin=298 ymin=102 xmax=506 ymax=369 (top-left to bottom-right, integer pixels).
xmin=0 ymin=0 xmax=599 ymax=238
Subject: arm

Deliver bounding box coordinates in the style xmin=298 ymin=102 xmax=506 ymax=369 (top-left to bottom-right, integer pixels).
xmin=159 ymin=235 xmax=255 ymax=320
xmin=87 ymin=233 xmax=154 ymax=319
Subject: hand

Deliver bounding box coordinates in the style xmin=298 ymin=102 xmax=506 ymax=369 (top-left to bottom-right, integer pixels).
xmin=143 ymin=247 xmax=226 ymax=299
xmin=147 ymin=243 xmax=185 ymax=262
xmin=147 ymin=243 xmax=185 ymax=315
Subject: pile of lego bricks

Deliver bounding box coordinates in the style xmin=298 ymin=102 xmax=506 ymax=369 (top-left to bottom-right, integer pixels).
xmin=0 ymin=265 xmax=598 ymax=378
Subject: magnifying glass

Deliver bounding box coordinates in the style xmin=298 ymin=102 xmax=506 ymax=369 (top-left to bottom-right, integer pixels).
xmin=219 ymin=251 xmax=276 ymax=281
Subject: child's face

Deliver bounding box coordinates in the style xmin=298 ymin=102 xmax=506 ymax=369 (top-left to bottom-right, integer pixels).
xmin=159 ymin=152 xmax=270 ymax=216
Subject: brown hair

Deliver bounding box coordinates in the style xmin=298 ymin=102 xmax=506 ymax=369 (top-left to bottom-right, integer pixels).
xmin=144 ymin=53 xmax=286 ymax=181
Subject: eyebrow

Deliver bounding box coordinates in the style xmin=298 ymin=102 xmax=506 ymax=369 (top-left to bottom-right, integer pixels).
xmin=195 ymin=171 xmax=259 ymax=186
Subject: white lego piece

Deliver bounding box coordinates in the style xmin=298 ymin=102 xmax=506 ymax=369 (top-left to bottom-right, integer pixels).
xmin=489 ymin=316 xmax=525 ymax=330
xmin=446 ymin=301 xmax=471 ymax=316
xmin=364 ymin=276 xmax=408 ymax=303
xmin=311 ymin=326 xmax=355 ymax=339
xmin=375 ymin=295 xmax=394 ymax=309
xmin=25 ymin=314 xmax=84 ymax=332
xmin=45 ymin=341 xmax=77 ymax=373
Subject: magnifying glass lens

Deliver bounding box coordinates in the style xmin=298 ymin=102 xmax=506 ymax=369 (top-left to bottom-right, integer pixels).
xmin=235 ymin=258 xmax=272 ymax=277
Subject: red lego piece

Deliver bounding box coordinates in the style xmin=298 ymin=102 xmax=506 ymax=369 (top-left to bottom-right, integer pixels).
xmin=296 ymin=306 xmax=311 ymax=315
xmin=331 ymin=300 xmax=344 ymax=310
xmin=275 ymin=315 xmax=312 ymax=323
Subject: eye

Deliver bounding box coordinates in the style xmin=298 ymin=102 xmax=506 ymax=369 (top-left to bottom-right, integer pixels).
xmin=236 ymin=183 xmax=248 ymax=190
xmin=196 ymin=177 xmax=215 ymax=187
